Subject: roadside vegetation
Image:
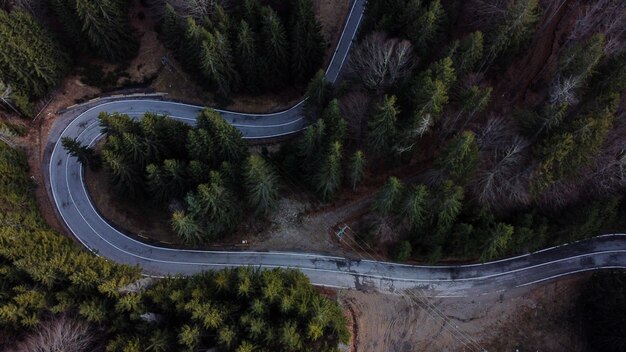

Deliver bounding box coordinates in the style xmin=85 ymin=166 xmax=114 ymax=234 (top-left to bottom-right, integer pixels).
xmin=0 ymin=140 xmax=348 ymax=351
xmin=87 ymin=109 xmax=280 ymax=244
xmin=271 ymin=0 xmax=626 ymax=263
xmin=53 ymin=0 xmax=626 ymax=263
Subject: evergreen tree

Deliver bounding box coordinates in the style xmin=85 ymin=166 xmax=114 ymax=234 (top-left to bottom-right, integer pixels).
xmin=0 ymin=9 xmax=69 ymax=102
xmin=374 ymin=176 xmax=404 ymax=216
xmin=197 ymin=108 xmax=248 ymax=164
xmin=73 ymin=0 xmax=138 ymax=61
xmin=435 ymin=131 xmax=479 ymax=183
xmin=433 ymin=180 xmax=464 ymax=232
xmin=260 ymin=6 xmax=289 ymax=89
xmin=368 ymin=95 xmax=399 ymax=155
xmin=411 ymin=0 xmax=445 ymax=51
xmin=200 ymin=29 xmax=240 ymax=96
xmin=450 ymin=31 xmax=484 ymax=75
xmin=485 ymin=0 xmax=540 ymax=64
xmin=348 ymin=150 xmax=366 ymax=191
xmin=305 ymin=70 xmax=331 ymax=116
xmin=321 ymin=99 xmax=347 ymax=144
xmin=289 ymin=0 xmax=325 ymax=84
xmin=244 ymin=154 xmax=280 ymax=215
xmin=61 ymin=137 xmax=101 ymax=171
xmin=402 ymin=184 xmax=429 ymax=229
xmin=314 ymin=141 xmax=343 ymax=201
xmin=236 ymin=20 xmax=260 ymax=92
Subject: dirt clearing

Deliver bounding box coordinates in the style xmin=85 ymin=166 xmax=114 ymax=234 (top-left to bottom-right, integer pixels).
xmin=340 ymin=276 xmax=588 ymax=351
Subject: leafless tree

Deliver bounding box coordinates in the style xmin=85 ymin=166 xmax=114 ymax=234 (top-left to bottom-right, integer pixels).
xmin=549 ymin=75 xmax=582 ymax=106
xmin=467 ymin=0 xmax=511 ymax=27
xmin=585 ymin=107 xmax=626 ymax=196
xmin=568 ymin=0 xmax=626 ymax=55
xmin=9 ymin=315 xmax=96 ymax=352
xmin=469 ymin=114 xmax=532 ymax=211
xmin=348 ymin=32 xmax=415 ymax=93
xmin=339 ymin=89 xmax=372 ymax=144
xmin=536 ymin=177 xmax=584 ymax=211
xmin=472 ymin=136 xmax=531 ymax=211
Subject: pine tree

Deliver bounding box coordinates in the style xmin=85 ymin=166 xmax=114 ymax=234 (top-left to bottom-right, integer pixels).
xmin=244 ymin=154 xmax=280 ymax=215
xmin=61 ymin=137 xmax=101 ymax=171
xmin=402 ymin=184 xmax=429 ymax=229
xmin=186 ymin=128 xmax=215 ymax=166
xmin=304 ymin=70 xmax=331 ymax=116
xmin=289 ymin=0 xmax=325 ymax=84
xmin=412 ymin=0 xmax=445 ymax=51
xmin=321 ymin=99 xmax=346 ymax=144
xmin=73 ymin=0 xmax=138 ymax=61
xmin=0 ymin=9 xmax=69 ymax=100
xmin=433 ymin=180 xmax=464 ymax=232
xmin=368 ymin=95 xmax=399 ymax=155
xmin=260 ymin=6 xmax=289 ymax=89
xmin=171 ymin=210 xmax=203 ymax=244
xmin=236 ymin=20 xmax=260 ymax=92
xmin=374 ymin=176 xmax=404 ymax=216
xmin=435 ymin=131 xmax=479 ymax=183
xmin=451 ymin=31 xmax=484 ymax=75
xmin=195 ymin=171 xmax=239 ymax=238
xmin=200 ymin=29 xmax=240 ymax=96
xmin=349 ymin=150 xmax=366 ymax=191
xmin=197 ymin=108 xmax=248 ymax=163
xmin=315 ymin=141 xmax=343 ymax=201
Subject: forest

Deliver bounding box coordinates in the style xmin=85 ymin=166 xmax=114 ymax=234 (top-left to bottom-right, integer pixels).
xmin=52 ymin=0 xmax=626 ymax=263
xmin=0 ymin=140 xmax=347 ymax=351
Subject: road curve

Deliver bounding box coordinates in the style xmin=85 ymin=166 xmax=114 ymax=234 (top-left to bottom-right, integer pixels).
xmin=46 ymin=0 xmax=626 ymax=297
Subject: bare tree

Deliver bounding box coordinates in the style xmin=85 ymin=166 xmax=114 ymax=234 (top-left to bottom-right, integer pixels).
xmin=568 ymin=0 xmax=626 ymax=55
xmin=9 ymin=315 xmax=96 ymax=352
xmin=586 ymin=108 xmax=626 ymax=196
xmin=348 ymin=32 xmax=415 ymax=93
xmin=470 ymin=114 xmax=532 ymax=211
xmin=467 ymin=0 xmax=510 ymax=27
xmin=549 ymin=75 xmax=583 ymax=106
xmin=339 ymin=89 xmax=372 ymax=144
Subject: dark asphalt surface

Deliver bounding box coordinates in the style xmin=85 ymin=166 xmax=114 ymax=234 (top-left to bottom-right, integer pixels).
xmin=45 ymin=0 xmax=626 ymax=296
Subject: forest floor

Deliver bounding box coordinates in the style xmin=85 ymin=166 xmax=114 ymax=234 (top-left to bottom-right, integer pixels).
xmin=340 ymin=275 xmax=588 ymax=352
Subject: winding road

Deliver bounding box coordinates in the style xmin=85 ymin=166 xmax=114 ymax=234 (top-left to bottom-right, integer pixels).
xmin=45 ymin=0 xmax=626 ymax=297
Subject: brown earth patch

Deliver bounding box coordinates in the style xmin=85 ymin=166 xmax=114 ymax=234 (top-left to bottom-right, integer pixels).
xmin=340 ymin=275 xmax=588 ymax=352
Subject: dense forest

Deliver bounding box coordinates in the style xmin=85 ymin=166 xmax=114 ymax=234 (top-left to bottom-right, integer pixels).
xmin=0 ymin=0 xmax=325 ymax=116
xmin=161 ymin=0 xmax=325 ymax=96
xmin=55 ymin=0 xmax=626 ymax=262
xmin=72 ymin=109 xmax=280 ymax=243
xmin=0 ymin=141 xmax=347 ymax=351
xmin=277 ymin=0 xmax=626 ymax=262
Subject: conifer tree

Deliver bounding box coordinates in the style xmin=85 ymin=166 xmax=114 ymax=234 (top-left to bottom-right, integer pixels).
xmin=289 ymin=0 xmax=325 ymax=84
xmin=0 ymin=9 xmax=69 ymax=101
xmin=321 ymin=99 xmax=346 ymax=144
xmin=374 ymin=176 xmax=404 ymax=216
xmin=236 ymin=20 xmax=260 ymax=92
xmin=260 ymin=6 xmax=289 ymax=89
xmin=368 ymin=95 xmax=399 ymax=155
xmin=305 ymin=70 xmax=331 ymax=116
xmin=61 ymin=137 xmax=101 ymax=171
xmin=349 ymin=150 xmax=366 ymax=191
xmin=244 ymin=154 xmax=280 ymax=215
xmin=73 ymin=0 xmax=138 ymax=61
xmin=315 ymin=141 xmax=343 ymax=201
xmin=435 ymin=131 xmax=479 ymax=183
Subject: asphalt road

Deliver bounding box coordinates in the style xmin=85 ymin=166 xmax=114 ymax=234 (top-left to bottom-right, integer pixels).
xmin=46 ymin=0 xmax=626 ymax=297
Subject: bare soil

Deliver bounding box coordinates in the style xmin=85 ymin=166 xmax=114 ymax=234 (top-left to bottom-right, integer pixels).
xmin=340 ymin=275 xmax=588 ymax=352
